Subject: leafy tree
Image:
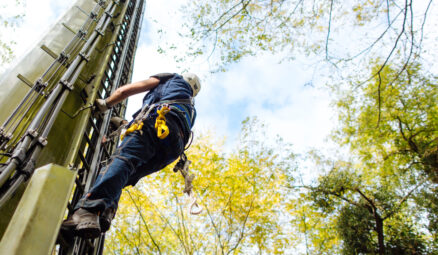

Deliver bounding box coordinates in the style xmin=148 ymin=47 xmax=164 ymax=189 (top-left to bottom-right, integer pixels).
xmin=288 ymin=190 xmax=340 ymax=254
xmin=300 ymin=62 xmax=437 ymax=254
xmin=333 ymin=61 xmax=437 ymax=182
xmin=0 ymin=0 xmax=24 ymax=66
xmin=164 ymin=0 xmax=436 ymax=81
xmin=306 ymin=163 xmax=429 ymax=254
xmin=104 ymin=118 xmax=297 ymax=254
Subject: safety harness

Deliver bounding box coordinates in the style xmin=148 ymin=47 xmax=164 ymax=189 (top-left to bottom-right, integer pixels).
xmin=119 ymin=98 xmax=202 ymax=215
xmin=120 ymin=98 xmax=193 ymax=140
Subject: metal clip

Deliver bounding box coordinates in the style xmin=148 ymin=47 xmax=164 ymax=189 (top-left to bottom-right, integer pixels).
xmin=79 ymin=52 xmax=90 ymax=62
xmin=60 ymin=79 xmax=74 ymax=90
xmin=27 ymin=129 xmax=39 ymax=138
xmin=78 ymin=29 xmax=87 ymax=39
xmin=37 ymin=137 xmax=48 ymax=147
xmin=34 ymin=79 xmax=48 ymax=93
xmin=104 ymin=11 xmax=113 ymax=18
xmin=57 ymin=51 xmax=69 ymax=64
xmin=95 ymin=28 xmax=104 ymax=36
xmin=89 ymin=12 xmax=97 ymax=21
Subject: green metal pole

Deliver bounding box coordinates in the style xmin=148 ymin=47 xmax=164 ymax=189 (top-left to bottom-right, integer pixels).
xmin=0 ymin=164 xmax=76 ymax=255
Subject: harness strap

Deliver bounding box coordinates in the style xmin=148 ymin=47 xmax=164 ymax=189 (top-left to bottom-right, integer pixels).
xmin=122 ymin=98 xmax=194 ymax=140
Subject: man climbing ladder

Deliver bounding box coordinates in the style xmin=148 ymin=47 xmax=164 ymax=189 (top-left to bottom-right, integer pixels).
xmin=61 ymin=72 xmax=201 ymax=239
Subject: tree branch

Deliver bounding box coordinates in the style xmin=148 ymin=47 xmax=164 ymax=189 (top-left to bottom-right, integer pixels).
xmin=383 ymin=178 xmax=427 ymax=220
xmin=386 ymin=0 xmax=391 ymax=26
xmin=374 ymin=0 xmax=409 ymax=76
xmin=204 ymin=197 xmax=225 ymax=252
xmin=214 ymin=0 xmax=252 ymax=32
xmin=397 ymin=116 xmax=419 ymax=153
xmin=419 ymin=0 xmax=433 ymax=50
xmin=303 ymin=185 xmax=361 ymax=207
xmin=376 ymin=72 xmax=382 ymax=127
xmin=227 ymin=195 xmax=255 ymax=254
xmin=173 ymin=192 xmax=191 ymax=255
xmin=126 ymin=190 xmax=162 ymax=255
xmin=143 ymin=192 xmax=191 ymax=254
xmin=325 ymin=0 xmax=334 ymax=60
xmin=117 ymin=228 xmax=142 ymax=255
xmin=355 ymin=188 xmax=377 ymax=213
xmin=357 ymin=0 xmax=409 ymax=90
xmin=348 ymin=10 xmax=403 ymax=63
xmin=386 ymin=0 xmax=415 ymax=89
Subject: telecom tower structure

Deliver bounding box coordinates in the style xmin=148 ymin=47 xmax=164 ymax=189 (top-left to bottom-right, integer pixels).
xmin=0 ymin=0 xmax=145 ymax=254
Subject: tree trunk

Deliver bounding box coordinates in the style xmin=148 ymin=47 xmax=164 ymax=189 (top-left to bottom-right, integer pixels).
xmin=375 ymin=214 xmax=385 ymax=255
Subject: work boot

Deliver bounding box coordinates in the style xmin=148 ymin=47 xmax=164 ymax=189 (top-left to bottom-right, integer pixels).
xmin=100 ymin=207 xmax=116 ymax=232
xmin=61 ymin=208 xmax=101 ymax=239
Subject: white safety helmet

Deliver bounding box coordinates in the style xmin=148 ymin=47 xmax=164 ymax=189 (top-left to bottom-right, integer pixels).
xmin=182 ymin=73 xmax=201 ymax=97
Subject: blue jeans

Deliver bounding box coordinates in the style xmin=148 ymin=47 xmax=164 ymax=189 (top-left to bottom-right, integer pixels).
xmin=75 ymin=114 xmax=185 ymax=212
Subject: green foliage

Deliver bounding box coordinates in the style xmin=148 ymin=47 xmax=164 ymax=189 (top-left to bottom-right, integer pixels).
xmin=300 ymin=61 xmax=437 ymax=254
xmin=338 ymin=205 xmax=376 ymax=254
xmin=334 ymin=61 xmax=438 ymax=182
xmin=164 ymin=0 xmax=434 ymax=77
xmin=384 ymin=215 xmax=428 ymax=255
xmin=0 ymin=0 xmax=24 ymax=66
xmin=105 ymin=118 xmax=297 ymax=254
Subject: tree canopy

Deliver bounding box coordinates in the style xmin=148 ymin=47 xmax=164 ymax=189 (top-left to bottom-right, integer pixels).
xmin=105 ymin=119 xmax=298 ymax=254
xmin=105 ymin=81 xmax=437 ymax=253
xmin=104 ymin=0 xmax=437 ymax=253
xmin=0 ymin=0 xmax=24 ymax=66
xmin=165 ymin=0 xmax=436 ymax=82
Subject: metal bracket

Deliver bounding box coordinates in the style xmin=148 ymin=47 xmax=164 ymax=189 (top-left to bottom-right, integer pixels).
xmin=17 ymin=74 xmax=34 ymax=88
xmin=78 ymin=29 xmax=87 ymax=40
xmin=11 ymin=147 xmax=26 ymax=163
xmin=86 ymin=74 xmax=96 ymax=84
xmin=79 ymin=52 xmax=90 ymax=62
xmin=57 ymin=51 xmax=69 ymax=64
xmin=27 ymin=129 xmax=39 ymax=139
xmin=96 ymin=28 xmax=104 ymax=37
xmin=0 ymin=128 xmax=13 ymax=150
xmin=96 ymin=42 xmax=115 ymax=53
xmin=34 ymin=79 xmax=48 ymax=93
xmin=37 ymin=137 xmax=48 ymax=147
xmin=61 ymin=104 xmax=94 ymax=119
xmin=60 ymin=79 xmax=74 ymax=91
xmin=21 ymin=159 xmax=36 ymax=180
xmin=90 ymin=11 xmax=97 ymax=21
xmin=105 ymin=11 xmax=113 ymax=18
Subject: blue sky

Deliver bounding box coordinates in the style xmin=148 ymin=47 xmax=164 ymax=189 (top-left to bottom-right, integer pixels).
xmin=2 ymin=0 xmax=335 ymax=153
xmin=127 ymin=0 xmax=335 ymax=152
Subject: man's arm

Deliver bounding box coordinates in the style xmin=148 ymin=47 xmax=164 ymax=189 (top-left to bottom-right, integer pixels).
xmin=105 ymin=77 xmax=160 ymax=107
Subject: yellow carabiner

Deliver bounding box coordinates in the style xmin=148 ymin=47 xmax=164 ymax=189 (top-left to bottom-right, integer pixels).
xmin=155 ymin=105 xmax=170 ymax=139
xmin=121 ymin=121 xmax=143 ymax=140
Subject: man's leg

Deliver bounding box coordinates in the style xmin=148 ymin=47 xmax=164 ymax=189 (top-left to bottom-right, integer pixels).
xmin=62 ymin=129 xmax=157 ymax=238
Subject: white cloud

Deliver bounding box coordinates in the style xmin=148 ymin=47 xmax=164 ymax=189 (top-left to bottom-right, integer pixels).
xmin=193 ymin=54 xmax=334 ymax=151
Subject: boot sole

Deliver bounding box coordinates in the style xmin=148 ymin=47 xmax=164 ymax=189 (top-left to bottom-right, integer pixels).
xmin=76 ymin=221 xmax=101 ymax=239
xmin=100 ymin=218 xmax=111 ymax=233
